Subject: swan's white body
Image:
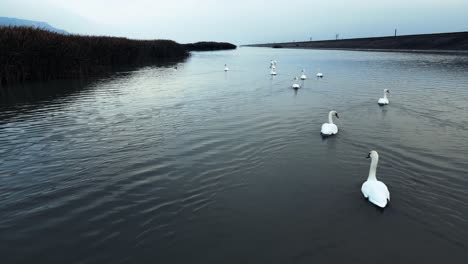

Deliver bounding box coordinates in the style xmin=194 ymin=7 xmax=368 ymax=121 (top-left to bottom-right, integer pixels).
xmin=292 ymin=77 xmax=301 ymax=89
xmin=361 ymin=151 xmax=390 ymax=208
xmin=320 ymin=111 xmax=339 ymax=136
xmin=300 ymin=69 xmax=307 ymax=80
xmin=270 ymin=60 xmax=277 ymax=70
xmin=378 ymin=98 xmax=389 ymax=105
xmin=378 ymin=89 xmax=390 ymax=105
xmin=224 ymin=64 xmax=229 ymax=71
xmin=270 ymin=60 xmax=277 ymax=75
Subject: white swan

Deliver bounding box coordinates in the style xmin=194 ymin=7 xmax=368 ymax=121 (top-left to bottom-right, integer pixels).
xmin=270 ymin=61 xmax=277 ymax=75
xmin=378 ymin=89 xmax=390 ymax=105
xmin=316 ymin=69 xmax=323 ymax=78
xmin=361 ymin=150 xmax=390 ymax=208
xmin=300 ymin=69 xmax=307 ymax=80
xmin=270 ymin=60 xmax=277 ymax=69
xmin=224 ymin=64 xmax=229 ymax=71
xmin=320 ymin=111 xmax=339 ymax=136
xmin=292 ymin=77 xmax=301 ymax=89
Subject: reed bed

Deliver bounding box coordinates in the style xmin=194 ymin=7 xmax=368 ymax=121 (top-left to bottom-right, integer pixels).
xmin=0 ymin=26 xmax=190 ymax=86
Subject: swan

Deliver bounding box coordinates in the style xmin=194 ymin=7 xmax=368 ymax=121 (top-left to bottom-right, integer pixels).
xmin=224 ymin=64 xmax=229 ymax=71
xmin=292 ymin=77 xmax=301 ymax=89
xmin=300 ymin=69 xmax=307 ymax=80
xmin=320 ymin=111 xmax=339 ymax=136
xmin=361 ymin=150 xmax=390 ymax=208
xmin=270 ymin=60 xmax=277 ymax=75
xmin=270 ymin=60 xmax=277 ymax=69
xmin=316 ymin=69 xmax=323 ymax=78
xmin=378 ymin=89 xmax=390 ymax=105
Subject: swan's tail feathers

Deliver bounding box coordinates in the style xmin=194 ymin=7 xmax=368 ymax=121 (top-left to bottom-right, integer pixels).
xmin=370 ymin=190 xmax=389 ymax=208
xmin=383 ymin=185 xmax=390 ymax=201
xmin=369 ymin=196 xmax=388 ymax=208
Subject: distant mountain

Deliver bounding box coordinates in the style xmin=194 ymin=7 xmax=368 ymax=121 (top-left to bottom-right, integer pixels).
xmin=0 ymin=17 xmax=68 ymax=34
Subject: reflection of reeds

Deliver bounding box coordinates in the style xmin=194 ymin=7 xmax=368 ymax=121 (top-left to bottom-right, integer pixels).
xmin=185 ymin=41 xmax=236 ymax=51
xmin=0 ymin=27 xmax=189 ymax=86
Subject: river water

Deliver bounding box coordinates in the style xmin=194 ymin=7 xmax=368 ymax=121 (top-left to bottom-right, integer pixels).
xmin=1 ymin=48 xmax=468 ymax=263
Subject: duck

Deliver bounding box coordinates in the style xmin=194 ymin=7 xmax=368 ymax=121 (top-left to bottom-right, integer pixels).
xmin=320 ymin=111 xmax=339 ymax=136
xmin=292 ymin=77 xmax=301 ymax=89
xmin=224 ymin=64 xmax=229 ymax=71
xmin=361 ymin=150 xmax=390 ymax=208
xmin=300 ymin=69 xmax=307 ymax=80
xmin=378 ymin=89 xmax=390 ymax=105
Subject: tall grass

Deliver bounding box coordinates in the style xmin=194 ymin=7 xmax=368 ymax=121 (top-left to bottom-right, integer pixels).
xmin=0 ymin=26 xmax=189 ymax=86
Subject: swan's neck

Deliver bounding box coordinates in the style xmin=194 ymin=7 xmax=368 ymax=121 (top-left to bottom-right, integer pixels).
xmin=383 ymin=92 xmax=387 ymax=99
xmin=368 ymin=156 xmax=379 ymax=181
xmin=328 ymin=112 xmax=334 ymax=124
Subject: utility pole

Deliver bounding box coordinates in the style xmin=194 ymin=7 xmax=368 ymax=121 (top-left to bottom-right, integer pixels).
xmin=335 ymin=33 xmax=339 ymax=40
xmin=394 ymin=28 xmax=397 ymax=37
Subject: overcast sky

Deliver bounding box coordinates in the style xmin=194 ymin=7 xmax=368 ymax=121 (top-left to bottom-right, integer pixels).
xmin=1 ymin=0 xmax=468 ymax=44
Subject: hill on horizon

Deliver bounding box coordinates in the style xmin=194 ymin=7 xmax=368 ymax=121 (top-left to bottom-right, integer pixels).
xmin=0 ymin=17 xmax=68 ymax=34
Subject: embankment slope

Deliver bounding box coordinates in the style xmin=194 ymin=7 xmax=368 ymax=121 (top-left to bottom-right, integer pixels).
xmin=246 ymin=31 xmax=468 ymax=52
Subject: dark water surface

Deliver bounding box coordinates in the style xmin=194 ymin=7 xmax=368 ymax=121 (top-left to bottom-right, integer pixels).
xmin=1 ymin=48 xmax=468 ymax=263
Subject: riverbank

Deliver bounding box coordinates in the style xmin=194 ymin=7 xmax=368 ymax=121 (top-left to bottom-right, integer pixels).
xmin=0 ymin=27 xmax=236 ymax=87
xmin=245 ymin=31 xmax=468 ymax=53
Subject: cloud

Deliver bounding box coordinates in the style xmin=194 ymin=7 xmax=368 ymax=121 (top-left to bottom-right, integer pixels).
xmin=1 ymin=0 xmax=467 ymax=43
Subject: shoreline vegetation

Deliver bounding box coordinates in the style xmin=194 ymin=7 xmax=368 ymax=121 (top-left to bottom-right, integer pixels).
xmin=245 ymin=31 xmax=468 ymax=52
xmin=0 ymin=27 xmax=236 ymax=87
xmin=185 ymin=41 xmax=236 ymax=51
